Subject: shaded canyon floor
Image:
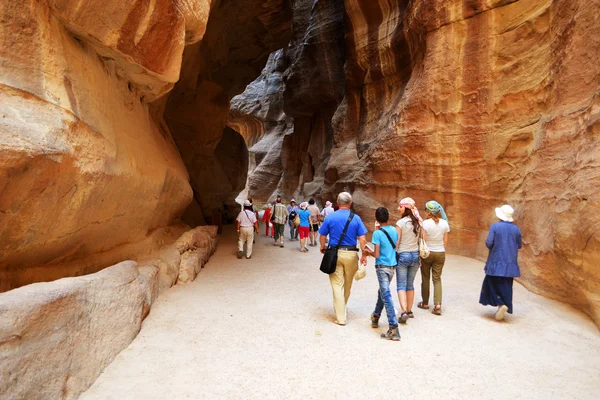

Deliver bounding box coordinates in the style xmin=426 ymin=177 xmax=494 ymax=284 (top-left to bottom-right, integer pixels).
xmin=82 ymin=227 xmax=600 ymax=399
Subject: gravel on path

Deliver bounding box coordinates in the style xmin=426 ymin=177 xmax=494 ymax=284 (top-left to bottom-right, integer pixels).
xmin=82 ymin=226 xmax=600 ymax=400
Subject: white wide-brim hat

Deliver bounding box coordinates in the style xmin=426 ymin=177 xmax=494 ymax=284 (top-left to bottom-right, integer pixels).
xmin=495 ymin=204 xmax=514 ymax=222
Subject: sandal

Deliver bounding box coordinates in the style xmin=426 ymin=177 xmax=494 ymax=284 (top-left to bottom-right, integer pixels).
xmin=432 ymin=305 xmax=442 ymax=316
xmin=407 ymin=311 xmax=414 ymax=318
xmin=417 ymin=302 xmax=429 ymax=310
xmin=399 ymin=312 xmax=409 ymax=323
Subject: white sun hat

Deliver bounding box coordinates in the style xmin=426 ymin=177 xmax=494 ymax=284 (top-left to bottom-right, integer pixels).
xmin=495 ymin=204 xmax=514 ymax=222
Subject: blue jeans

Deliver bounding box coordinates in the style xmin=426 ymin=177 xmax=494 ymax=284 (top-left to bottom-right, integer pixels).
xmin=397 ymin=251 xmax=420 ymax=291
xmin=373 ymin=266 xmax=398 ymax=328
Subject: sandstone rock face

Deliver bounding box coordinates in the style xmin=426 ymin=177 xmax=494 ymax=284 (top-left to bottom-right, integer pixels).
xmin=165 ymin=0 xmax=293 ymax=222
xmin=233 ymin=0 xmax=600 ymax=325
xmin=228 ymin=0 xmax=346 ymax=205
xmin=0 ymin=0 xmax=289 ymax=290
xmin=228 ymin=50 xmax=294 ymax=204
xmin=0 ymin=261 xmax=148 ymax=400
xmin=0 ymin=226 xmax=218 ymax=399
xmin=0 ymin=0 xmax=195 ymax=291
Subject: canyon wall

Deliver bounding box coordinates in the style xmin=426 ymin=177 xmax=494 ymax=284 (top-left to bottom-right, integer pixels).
xmin=233 ymin=0 xmax=600 ymax=325
xmin=0 ymin=0 xmax=291 ymax=290
xmin=165 ymin=0 xmax=292 ymax=224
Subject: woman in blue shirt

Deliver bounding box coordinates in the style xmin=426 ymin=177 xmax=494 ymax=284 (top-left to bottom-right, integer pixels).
xmin=479 ymin=205 xmax=522 ymax=321
xmin=363 ymin=207 xmax=400 ymax=341
xmin=297 ymin=202 xmax=312 ymax=252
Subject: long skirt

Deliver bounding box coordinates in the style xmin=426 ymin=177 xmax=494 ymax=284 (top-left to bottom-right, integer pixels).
xmin=479 ymin=276 xmax=514 ymax=314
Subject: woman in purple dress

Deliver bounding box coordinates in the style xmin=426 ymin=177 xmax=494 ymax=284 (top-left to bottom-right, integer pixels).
xmin=479 ymin=205 xmax=522 ymax=321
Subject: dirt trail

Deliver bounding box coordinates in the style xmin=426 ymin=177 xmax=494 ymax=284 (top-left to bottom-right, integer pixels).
xmin=82 ymin=227 xmax=600 ymax=400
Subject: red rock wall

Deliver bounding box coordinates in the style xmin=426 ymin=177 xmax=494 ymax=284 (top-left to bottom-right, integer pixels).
xmin=0 ymin=0 xmax=196 ymax=291
xmin=232 ymin=0 xmax=600 ymax=325
xmin=341 ymin=0 xmax=600 ymax=325
xmin=0 ymin=0 xmax=291 ymax=290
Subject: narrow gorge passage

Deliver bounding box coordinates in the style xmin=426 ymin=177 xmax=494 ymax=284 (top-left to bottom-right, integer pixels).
xmin=81 ymin=227 xmax=600 ymax=400
xmin=2 ymin=0 xmax=600 ymax=398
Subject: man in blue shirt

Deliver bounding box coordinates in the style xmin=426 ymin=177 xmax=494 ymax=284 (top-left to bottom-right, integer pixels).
xmin=363 ymin=207 xmax=400 ymax=341
xmin=319 ymin=192 xmax=368 ymax=326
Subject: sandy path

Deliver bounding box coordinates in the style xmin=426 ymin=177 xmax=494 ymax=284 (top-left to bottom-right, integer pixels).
xmin=82 ymin=226 xmax=600 ymax=400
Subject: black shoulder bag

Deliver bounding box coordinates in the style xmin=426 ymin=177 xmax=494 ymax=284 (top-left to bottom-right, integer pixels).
xmin=380 ymin=227 xmax=398 ymax=266
xmin=319 ymin=212 xmax=355 ymax=274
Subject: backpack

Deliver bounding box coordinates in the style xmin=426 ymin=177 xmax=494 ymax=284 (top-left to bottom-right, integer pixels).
xmin=289 ymin=210 xmax=297 ymax=220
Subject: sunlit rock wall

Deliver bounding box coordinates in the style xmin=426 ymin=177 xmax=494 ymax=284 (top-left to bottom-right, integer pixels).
xmin=343 ymin=0 xmax=600 ymax=326
xmin=0 ymin=0 xmax=203 ymax=291
xmin=0 ymin=0 xmax=291 ymax=290
xmin=234 ymin=0 xmax=600 ymax=325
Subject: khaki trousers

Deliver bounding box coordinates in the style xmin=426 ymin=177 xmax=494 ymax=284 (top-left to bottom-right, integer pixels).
xmin=420 ymin=251 xmax=445 ymax=305
xmin=238 ymin=227 xmax=254 ymax=257
xmin=329 ymin=250 xmax=359 ymax=324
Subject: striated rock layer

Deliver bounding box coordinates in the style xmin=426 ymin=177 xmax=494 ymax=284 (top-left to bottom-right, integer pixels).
xmin=233 ymin=0 xmax=600 ymax=325
xmin=0 ymin=0 xmax=292 ymax=290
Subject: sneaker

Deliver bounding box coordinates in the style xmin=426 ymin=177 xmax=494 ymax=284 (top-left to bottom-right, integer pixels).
xmin=371 ymin=313 xmax=380 ymax=328
xmin=495 ymin=305 xmax=508 ymax=321
xmin=381 ymin=327 xmax=401 ymax=341
xmin=237 ymin=251 xmax=243 ymax=259
xmin=280 ymin=243 xmax=284 ymax=248
xmin=246 ymin=255 xmax=252 ymax=259
xmin=399 ymin=312 xmax=409 ymax=324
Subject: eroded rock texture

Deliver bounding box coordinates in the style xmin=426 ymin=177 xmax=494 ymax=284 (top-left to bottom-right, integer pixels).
xmin=0 ymin=0 xmax=291 ymax=290
xmin=0 ymin=226 xmax=218 ymax=399
xmin=228 ymin=0 xmax=345 ymax=205
xmin=165 ymin=0 xmax=292 ymax=223
xmin=234 ymin=0 xmax=600 ymax=325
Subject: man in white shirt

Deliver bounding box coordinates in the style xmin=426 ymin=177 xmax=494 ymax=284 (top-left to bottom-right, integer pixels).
xmin=236 ymin=200 xmax=259 ymax=259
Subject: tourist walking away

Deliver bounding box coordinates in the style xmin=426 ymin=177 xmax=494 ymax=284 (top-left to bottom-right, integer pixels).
xmin=320 ymin=200 xmax=335 ymax=244
xmin=287 ymin=199 xmax=299 ymax=240
xmin=419 ymin=200 xmax=450 ymax=315
xmin=479 ymin=205 xmax=522 ymax=321
xmin=320 ymin=201 xmax=335 ymax=221
xmin=298 ymin=202 xmax=312 ymax=252
xmin=272 ymin=195 xmax=289 ymax=248
xmin=396 ymin=199 xmax=421 ymax=323
xmin=261 ymin=203 xmax=274 ymax=238
xmin=236 ymin=200 xmax=259 ymax=259
xmin=363 ymin=207 xmax=400 ymax=340
xmin=308 ymin=198 xmax=320 ymax=246
xmin=319 ymin=192 xmax=368 ymax=326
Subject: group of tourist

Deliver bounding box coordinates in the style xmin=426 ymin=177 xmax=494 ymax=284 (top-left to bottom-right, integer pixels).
xmin=236 ymin=191 xmax=522 ymax=341
xmin=244 ymin=197 xmax=335 ymax=253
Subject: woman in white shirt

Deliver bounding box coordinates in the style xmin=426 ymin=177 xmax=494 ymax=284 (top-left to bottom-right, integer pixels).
xmin=419 ymin=201 xmax=450 ymax=315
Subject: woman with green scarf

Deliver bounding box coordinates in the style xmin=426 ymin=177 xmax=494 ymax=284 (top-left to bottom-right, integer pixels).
xmin=418 ymin=200 xmax=450 ymax=315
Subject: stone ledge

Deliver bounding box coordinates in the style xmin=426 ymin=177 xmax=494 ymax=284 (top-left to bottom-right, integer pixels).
xmin=0 ymin=226 xmax=218 ymax=399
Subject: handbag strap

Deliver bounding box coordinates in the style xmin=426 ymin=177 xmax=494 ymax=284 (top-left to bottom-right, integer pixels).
xmin=243 ymin=210 xmax=253 ymax=225
xmin=334 ymin=212 xmax=355 ymax=249
xmin=380 ymin=227 xmax=396 ymax=249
